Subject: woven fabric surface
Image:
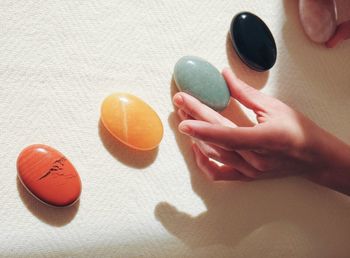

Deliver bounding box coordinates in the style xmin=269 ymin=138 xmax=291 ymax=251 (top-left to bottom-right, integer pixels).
xmin=1 ymin=1 xmax=350 ymax=257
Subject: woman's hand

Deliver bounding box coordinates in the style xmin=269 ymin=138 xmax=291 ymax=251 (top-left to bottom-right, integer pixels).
xmin=173 ymin=68 xmax=350 ymax=193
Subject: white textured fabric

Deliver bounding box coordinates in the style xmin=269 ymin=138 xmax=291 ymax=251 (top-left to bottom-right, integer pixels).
xmin=1 ymin=1 xmax=350 ymax=257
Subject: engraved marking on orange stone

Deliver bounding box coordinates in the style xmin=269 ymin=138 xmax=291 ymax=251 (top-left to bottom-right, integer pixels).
xmin=37 ymin=157 xmax=76 ymax=181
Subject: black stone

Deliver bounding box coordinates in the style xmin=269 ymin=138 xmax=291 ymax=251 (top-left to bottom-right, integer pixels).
xmin=230 ymin=12 xmax=277 ymax=72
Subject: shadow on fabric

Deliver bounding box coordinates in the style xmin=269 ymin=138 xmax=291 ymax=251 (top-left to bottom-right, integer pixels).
xmin=155 ymin=110 xmax=350 ymax=250
xmin=17 ymin=177 xmax=79 ymax=227
xmin=275 ymin=0 xmax=350 ymax=142
xmin=225 ymin=32 xmax=269 ymax=90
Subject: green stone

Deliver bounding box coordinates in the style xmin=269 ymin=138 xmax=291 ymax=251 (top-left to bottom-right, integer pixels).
xmin=173 ymin=56 xmax=230 ymax=111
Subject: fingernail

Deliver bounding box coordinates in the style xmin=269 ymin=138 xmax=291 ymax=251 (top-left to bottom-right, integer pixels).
xmin=179 ymin=123 xmax=192 ymax=135
xmin=173 ymin=94 xmax=183 ymax=107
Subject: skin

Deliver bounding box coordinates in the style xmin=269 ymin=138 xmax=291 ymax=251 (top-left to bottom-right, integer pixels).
xmin=303 ymin=0 xmax=350 ymax=48
xmin=326 ymin=20 xmax=350 ymax=48
xmin=173 ymin=68 xmax=350 ymax=195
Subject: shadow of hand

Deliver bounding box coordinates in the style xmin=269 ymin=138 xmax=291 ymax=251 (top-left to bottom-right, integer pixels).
xmin=154 ymin=112 xmax=279 ymax=248
xmin=154 ymin=111 xmax=350 ymax=251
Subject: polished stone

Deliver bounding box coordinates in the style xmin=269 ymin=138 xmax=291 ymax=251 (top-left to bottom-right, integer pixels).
xmin=101 ymin=93 xmax=163 ymax=150
xmin=299 ymin=0 xmax=336 ymax=43
xmin=173 ymin=56 xmax=230 ymax=111
xmin=230 ymin=12 xmax=277 ymax=71
xmin=17 ymin=144 xmax=81 ymax=207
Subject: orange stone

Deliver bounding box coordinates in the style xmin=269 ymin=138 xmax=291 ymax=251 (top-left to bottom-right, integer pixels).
xmin=101 ymin=93 xmax=163 ymax=150
xmin=17 ymin=144 xmax=82 ymax=207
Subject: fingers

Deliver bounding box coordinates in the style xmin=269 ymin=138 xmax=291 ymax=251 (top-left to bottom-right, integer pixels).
xmin=154 ymin=202 xmax=194 ymax=237
xmin=195 ymin=141 xmax=261 ymax=178
xmin=192 ymin=144 xmax=250 ymax=181
xmin=177 ymin=109 xmax=193 ymax=121
xmin=173 ymin=92 xmax=235 ymax=127
xmin=239 ymin=151 xmax=276 ymax=172
xmin=222 ymin=68 xmax=276 ymax=112
xmin=326 ymin=20 xmax=350 ymax=48
xmin=179 ymin=120 xmax=270 ymax=150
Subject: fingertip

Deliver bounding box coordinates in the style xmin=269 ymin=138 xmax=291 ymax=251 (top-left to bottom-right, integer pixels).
xmin=222 ymin=67 xmax=231 ymax=75
xmin=325 ymin=40 xmax=336 ymax=48
xmin=173 ymin=93 xmax=184 ymax=107
xmin=222 ymin=67 xmax=235 ymax=80
xmin=222 ymin=68 xmax=241 ymax=93
xmin=325 ymin=32 xmax=341 ymax=48
xmin=178 ymin=121 xmax=192 ymax=135
xmin=325 ymin=21 xmax=350 ymax=48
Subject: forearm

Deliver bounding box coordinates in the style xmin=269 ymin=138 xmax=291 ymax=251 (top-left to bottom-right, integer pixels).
xmin=309 ymin=128 xmax=350 ymax=195
xmin=317 ymin=128 xmax=350 ymax=169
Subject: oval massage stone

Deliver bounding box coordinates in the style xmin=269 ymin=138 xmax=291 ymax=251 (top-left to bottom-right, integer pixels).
xmin=173 ymin=56 xmax=230 ymax=111
xmin=299 ymin=0 xmax=336 ymax=43
xmin=17 ymin=144 xmax=82 ymax=207
xmin=101 ymin=93 xmax=163 ymax=150
xmin=230 ymin=12 xmax=277 ymax=71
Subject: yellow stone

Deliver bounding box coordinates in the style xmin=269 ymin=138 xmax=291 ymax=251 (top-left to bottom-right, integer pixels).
xmin=101 ymin=93 xmax=163 ymax=150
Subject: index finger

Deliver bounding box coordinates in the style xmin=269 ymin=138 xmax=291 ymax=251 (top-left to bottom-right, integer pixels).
xmin=222 ymin=68 xmax=275 ymax=112
xmin=173 ymin=92 xmax=235 ymax=127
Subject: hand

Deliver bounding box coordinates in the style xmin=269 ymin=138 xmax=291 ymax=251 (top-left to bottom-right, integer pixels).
xmin=173 ymin=68 xmax=350 ymax=193
xmin=326 ymin=20 xmax=350 ymax=48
